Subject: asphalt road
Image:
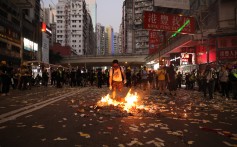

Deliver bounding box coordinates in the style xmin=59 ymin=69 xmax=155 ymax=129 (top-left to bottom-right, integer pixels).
xmin=0 ymin=85 xmax=236 ymax=147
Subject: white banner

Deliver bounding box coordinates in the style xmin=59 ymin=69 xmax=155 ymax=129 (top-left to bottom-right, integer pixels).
xmin=154 ymin=0 xmax=190 ymax=10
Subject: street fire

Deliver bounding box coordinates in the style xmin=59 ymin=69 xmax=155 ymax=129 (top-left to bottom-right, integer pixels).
xmin=97 ymin=89 xmax=138 ymax=112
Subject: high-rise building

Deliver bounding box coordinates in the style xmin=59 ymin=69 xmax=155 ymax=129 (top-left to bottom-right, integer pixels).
xmin=122 ymin=0 xmax=153 ymax=55
xmin=10 ymin=0 xmax=41 ymax=62
xmin=86 ymin=0 xmax=97 ymax=32
xmin=133 ymin=0 xmax=153 ymax=54
xmin=119 ymin=24 xmax=123 ymax=54
xmin=96 ymin=23 xmax=106 ymax=55
xmin=42 ymin=7 xmax=56 ymax=26
xmin=122 ymin=0 xmax=133 ymax=54
xmin=42 ymin=6 xmax=57 ymax=48
xmin=104 ymin=31 xmax=108 ymax=55
xmin=106 ymin=26 xmax=114 ymax=55
xmin=114 ymin=33 xmax=120 ymax=54
xmin=96 ymin=24 xmax=121 ymax=55
xmin=0 ymin=0 xmax=22 ymax=65
xmin=56 ymin=0 xmax=93 ymax=55
xmin=85 ymin=11 xmax=95 ymax=55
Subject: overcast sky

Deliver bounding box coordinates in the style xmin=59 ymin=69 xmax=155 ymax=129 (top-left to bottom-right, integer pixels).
xmin=43 ymin=0 xmax=124 ymax=32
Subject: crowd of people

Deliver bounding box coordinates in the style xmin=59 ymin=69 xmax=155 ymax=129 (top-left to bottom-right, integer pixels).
xmin=0 ymin=60 xmax=237 ymax=100
xmin=131 ymin=64 xmax=237 ymax=100
xmin=111 ymin=62 xmax=237 ymax=100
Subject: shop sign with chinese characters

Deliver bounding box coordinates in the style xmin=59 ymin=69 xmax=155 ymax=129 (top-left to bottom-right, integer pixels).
xmin=149 ymin=30 xmax=163 ymax=54
xmin=217 ymin=49 xmax=237 ymax=60
xmin=217 ymin=36 xmax=237 ymax=61
xmin=143 ymin=11 xmax=195 ymax=34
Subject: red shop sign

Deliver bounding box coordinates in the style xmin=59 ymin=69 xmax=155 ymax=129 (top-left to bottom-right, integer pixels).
xmin=143 ymin=11 xmax=195 ymax=34
xmin=149 ymin=30 xmax=163 ymax=54
xmin=217 ymin=49 xmax=237 ymax=60
xmin=217 ymin=36 xmax=237 ymax=48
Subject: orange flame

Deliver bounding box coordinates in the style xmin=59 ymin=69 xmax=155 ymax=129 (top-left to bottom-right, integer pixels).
xmin=97 ymin=89 xmax=138 ymax=112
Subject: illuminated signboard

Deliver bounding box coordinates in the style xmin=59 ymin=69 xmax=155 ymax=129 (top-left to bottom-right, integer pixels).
xmin=181 ymin=53 xmax=194 ymax=65
xmin=42 ymin=22 xmax=46 ymax=32
xmin=149 ymin=30 xmax=163 ymax=54
xmin=143 ymin=11 xmax=195 ymax=34
xmin=33 ymin=43 xmax=38 ymax=51
xmin=23 ymin=38 xmax=33 ymax=51
xmin=41 ymin=22 xmax=52 ymax=35
xmin=24 ymin=38 xmax=38 ymax=52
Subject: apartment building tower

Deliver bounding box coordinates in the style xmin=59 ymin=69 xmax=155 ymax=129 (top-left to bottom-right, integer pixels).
xmin=42 ymin=7 xmax=57 ymax=48
xmin=86 ymin=0 xmax=97 ymax=32
xmin=96 ymin=23 xmax=106 ymax=55
xmin=56 ymin=0 xmax=89 ymax=55
xmin=114 ymin=32 xmax=120 ymax=54
xmin=122 ymin=0 xmax=153 ymax=55
xmin=0 ymin=0 xmax=22 ymax=65
xmin=106 ymin=26 xmax=114 ymax=55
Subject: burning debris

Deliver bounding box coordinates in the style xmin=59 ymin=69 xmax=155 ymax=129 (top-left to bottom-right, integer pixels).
xmin=96 ymin=89 xmax=166 ymax=117
xmin=97 ymin=89 xmax=139 ymax=113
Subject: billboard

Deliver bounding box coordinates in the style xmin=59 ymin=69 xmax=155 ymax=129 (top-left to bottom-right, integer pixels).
xmin=143 ymin=11 xmax=195 ymax=34
xmin=24 ymin=38 xmax=38 ymax=51
xmin=154 ymin=0 xmax=190 ymax=10
xmin=23 ymin=38 xmax=33 ymax=51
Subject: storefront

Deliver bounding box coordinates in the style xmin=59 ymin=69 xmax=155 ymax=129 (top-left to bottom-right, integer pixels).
xmin=196 ymin=39 xmax=217 ymax=65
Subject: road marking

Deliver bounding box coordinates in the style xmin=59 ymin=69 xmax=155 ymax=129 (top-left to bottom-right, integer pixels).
xmin=0 ymin=88 xmax=88 ymax=124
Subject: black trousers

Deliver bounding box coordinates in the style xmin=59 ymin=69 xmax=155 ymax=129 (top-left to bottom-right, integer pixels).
xmin=220 ymin=81 xmax=229 ymax=97
xmin=2 ymin=76 xmax=10 ymax=94
xmin=203 ymin=80 xmax=215 ymax=99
